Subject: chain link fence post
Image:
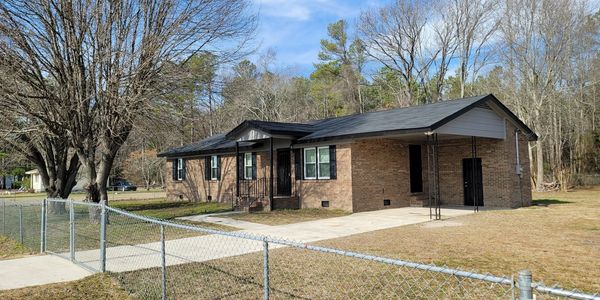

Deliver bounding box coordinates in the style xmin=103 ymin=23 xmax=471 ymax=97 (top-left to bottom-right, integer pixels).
xmin=99 ymin=200 xmax=107 ymax=272
xmin=518 ymin=270 xmax=533 ymax=300
xmin=160 ymin=224 xmax=167 ymax=300
xmin=69 ymin=200 xmax=75 ymax=262
xmin=18 ymin=204 xmax=23 ymax=244
xmin=2 ymin=200 xmax=5 ymax=234
xmin=40 ymin=199 xmax=47 ymax=253
xmin=263 ymin=238 xmax=270 ymax=300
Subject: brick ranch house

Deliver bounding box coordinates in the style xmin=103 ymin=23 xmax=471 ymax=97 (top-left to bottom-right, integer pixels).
xmin=158 ymin=94 xmax=536 ymax=213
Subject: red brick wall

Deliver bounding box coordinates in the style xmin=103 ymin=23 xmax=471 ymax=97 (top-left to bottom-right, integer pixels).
xmin=350 ymin=139 xmax=411 ymax=212
xmin=294 ymin=144 xmax=353 ymax=211
xmin=165 ymin=121 xmax=532 ymax=211
xmin=165 ymin=156 xmax=237 ymax=203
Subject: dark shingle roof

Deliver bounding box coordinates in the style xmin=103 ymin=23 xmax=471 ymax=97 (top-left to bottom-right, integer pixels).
xmin=299 ymin=95 xmax=486 ymax=142
xmin=157 ymin=134 xmax=257 ymax=157
xmin=159 ymin=94 xmax=536 ymax=157
xmin=226 ymin=120 xmax=315 ymax=139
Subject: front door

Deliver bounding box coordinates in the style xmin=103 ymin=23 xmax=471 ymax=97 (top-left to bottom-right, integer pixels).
xmin=463 ymin=158 xmax=484 ymax=206
xmin=277 ymin=150 xmax=291 ymax=196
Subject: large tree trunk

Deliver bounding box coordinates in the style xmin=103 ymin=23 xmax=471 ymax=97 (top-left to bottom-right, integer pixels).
xmin=536 ymin=140 xmax=544 ymax=191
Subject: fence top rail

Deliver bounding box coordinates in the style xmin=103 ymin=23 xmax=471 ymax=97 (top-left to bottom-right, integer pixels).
xmin=0 ymin=199 xmax=43 ymax=207
xmin=532 ymin=283 xmax=600 ymax=300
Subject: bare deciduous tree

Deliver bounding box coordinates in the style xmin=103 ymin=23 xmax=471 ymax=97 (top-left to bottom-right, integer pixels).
xmin=358 ymin=0 xmax=438 ymax=106
xmin=0 ymin=0 xmax=257 ymax=208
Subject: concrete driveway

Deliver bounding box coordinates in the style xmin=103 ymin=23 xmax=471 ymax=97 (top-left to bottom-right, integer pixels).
xmin=0 ymin=206 xmax=473 ymax=290
xmin=182 ymin=206 xmax=475 ymax=242
xmin=242 ymin=206 xmax=474 ymax=242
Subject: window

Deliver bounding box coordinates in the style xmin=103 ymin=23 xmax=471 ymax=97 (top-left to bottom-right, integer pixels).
xmin=210 ymin=156 xmax=218 ymax=180
xmin=177 ymin=158 xmax=184 ymax=181
xmin=303 ymin=146 xmax=332 ymax=179
xmin=317 ymin=147 xmax=330 ymax=179
xmin=244 ymin=153 xmax=253 ymax=180
xmin=304 ymin=148 xmax=317 ymax=179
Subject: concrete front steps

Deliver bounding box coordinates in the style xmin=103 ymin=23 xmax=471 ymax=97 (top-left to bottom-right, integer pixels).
xmin=409 ymin=193 xmax=428 ymax=207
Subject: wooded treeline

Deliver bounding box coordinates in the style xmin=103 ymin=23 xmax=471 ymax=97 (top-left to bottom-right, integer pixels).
xmin=0 ymin=0 xmax=598 ymax=200
xmin=149 ymin=0 xmax=599 ymax=191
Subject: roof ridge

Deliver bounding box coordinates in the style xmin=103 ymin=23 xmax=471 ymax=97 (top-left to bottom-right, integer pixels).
xmin=310 ymin=94 xmax=490 ymax=125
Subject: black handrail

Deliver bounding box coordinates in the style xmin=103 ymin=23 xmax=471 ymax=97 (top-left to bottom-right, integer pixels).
xmin=237 ymin=176 xmax=297 ymax=208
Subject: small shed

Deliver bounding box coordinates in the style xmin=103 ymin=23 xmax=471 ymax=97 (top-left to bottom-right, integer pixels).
xmin=25 ymin=169 xmax=44 ymax=192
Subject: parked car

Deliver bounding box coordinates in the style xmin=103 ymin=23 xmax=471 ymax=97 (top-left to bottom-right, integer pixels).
xmin=111 ymin=181 xmax=137 ymax=191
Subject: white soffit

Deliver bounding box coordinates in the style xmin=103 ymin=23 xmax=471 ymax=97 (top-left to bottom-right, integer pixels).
xmin=436 ymin=106 xmax=506 ymax=139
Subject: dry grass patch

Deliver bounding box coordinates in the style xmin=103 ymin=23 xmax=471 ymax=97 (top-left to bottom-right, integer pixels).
xmin=224 ymin=208 xmax=350 ymax=225
xmin=116 ymin=244 xmax=511 ymax=299
xmin=315 ymin=187 xmax=600 ymax=293
xmin=0 ymin=273 xmax=133 ymax=300
xmin=0 ymin=235 xmax=33 ymax=260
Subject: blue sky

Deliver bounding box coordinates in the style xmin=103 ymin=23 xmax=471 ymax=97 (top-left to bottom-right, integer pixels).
xmin=251 ymin=0 xmax=385 ymax=76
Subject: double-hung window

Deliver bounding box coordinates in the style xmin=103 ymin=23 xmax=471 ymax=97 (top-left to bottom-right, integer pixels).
xmin=317 ymin=147 xmax=330 ymax=179
xmin=244 ymin=153 xmax=253 ymax=179
xmin=177 ymin=158 xmax=184 ymax=181
xmin=304 ymin=148 xmax=317 ymax=179
xmin=210 ymin=156 xmax=218 ymax=180
xmin=304 ymin=146 xmax=332 ymax=179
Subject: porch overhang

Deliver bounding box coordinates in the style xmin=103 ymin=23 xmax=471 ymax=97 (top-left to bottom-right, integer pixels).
xmin=225 ymin=120 xmax=315 ymax=142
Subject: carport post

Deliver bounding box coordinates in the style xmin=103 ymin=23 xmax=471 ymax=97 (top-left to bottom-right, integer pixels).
xmin=99 ymin=200 xmax=107 ymax=272
xmin=263 ymin=238 xmax=270 ymax=300
xmin=40 ymin=199 xmax=47 ymax=253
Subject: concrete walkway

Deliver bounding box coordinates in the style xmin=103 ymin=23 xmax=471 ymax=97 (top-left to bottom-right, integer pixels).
xmin=0 ymin=207 xmax=473 ymax=290
xmin=0 ymin=255 xmax=93 ymax=290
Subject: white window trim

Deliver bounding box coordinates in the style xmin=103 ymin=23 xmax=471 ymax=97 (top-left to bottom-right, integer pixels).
xmin=244 ymin=153 xmax=253 ymax=180
xmin=303 ymin=148 xmax=317 ymax=180
xmin=177 ymin=158 xmax=184 ymax=181
xmin=317 ymin=146 xmax=331 ymax=179
xmin=210 ymin=155 xmax=218 ymax=181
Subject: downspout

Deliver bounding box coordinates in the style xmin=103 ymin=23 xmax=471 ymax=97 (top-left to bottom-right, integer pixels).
xmin=515 ymin=129 xmax=524 ymax=207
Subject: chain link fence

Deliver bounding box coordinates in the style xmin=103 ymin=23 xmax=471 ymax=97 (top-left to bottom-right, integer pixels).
xmin=0 ymin=200 xmax=42 ymax=251
xmin=1 ymin=198 xmax=599 ymax=300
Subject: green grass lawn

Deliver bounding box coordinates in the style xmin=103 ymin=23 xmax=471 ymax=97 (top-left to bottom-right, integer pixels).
xmin=110 ymin=199 xmax=233 ymax=220
xmin=0 ymin=189 xmax=166 ymax=202
xmin=2 ymin=199 xmax=238 ymax=256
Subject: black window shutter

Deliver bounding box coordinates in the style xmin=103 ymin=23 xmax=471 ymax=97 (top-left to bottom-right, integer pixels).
xmin=204 ymin=156 xmax=211 ymax=179
xmin=216 ymin=155 xmax=221 ymax=180
xmin=238 ymin=153 xmax=244 ymax=179
xmin=294 ymin=149 xmax=302 ymax=180
xmin=172 ymin=160 xmax=178 ymax=181
xmin=181 ymin=159 xmax=187 ymax=180
xmin=251 ymin=152 xmax=257 ymax=180
xmin=329 ymin=145 xmax=337 ymax=179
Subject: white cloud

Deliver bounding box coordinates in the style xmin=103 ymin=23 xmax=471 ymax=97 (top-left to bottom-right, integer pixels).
xmin=253 ymin=0 xmax=360 ymax=21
